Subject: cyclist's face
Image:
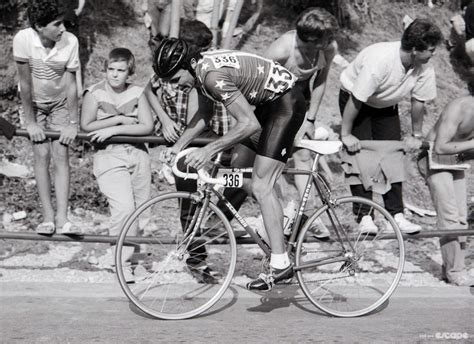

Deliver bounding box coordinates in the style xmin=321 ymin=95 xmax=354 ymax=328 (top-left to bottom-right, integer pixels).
xmin=166 ymin=69 xmax=195 ymax=88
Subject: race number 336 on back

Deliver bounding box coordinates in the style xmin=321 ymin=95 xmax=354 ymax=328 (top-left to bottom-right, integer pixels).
xmin=264 ymin=62 xmax=296 ymax=93
xmin=210 ymin=53 xmax=241 ymax=69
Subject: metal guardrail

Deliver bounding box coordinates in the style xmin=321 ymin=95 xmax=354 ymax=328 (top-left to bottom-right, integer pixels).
xmin=6 ymin=130 xmax=472 ymax=244
xmin=13 ymin=129 xmax=214 ymax=147
xmin=0 ymin=229 xmax=472 ymax=244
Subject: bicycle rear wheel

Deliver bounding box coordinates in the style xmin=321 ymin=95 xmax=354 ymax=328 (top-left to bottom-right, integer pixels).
xmin=295 ymin=196 xmax=405 ymax=317
xmin=115 ymin=192 xmax=237 ymax=320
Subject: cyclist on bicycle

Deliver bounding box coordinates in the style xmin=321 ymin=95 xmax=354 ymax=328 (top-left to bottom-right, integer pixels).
xmin=156 ymin=34 xmax=307 ymax=291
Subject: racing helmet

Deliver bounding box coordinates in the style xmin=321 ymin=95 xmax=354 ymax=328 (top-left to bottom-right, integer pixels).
xmin=153 ymin=38 xmax=190 ymax=78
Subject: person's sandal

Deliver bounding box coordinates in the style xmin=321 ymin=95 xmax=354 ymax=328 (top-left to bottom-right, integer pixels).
xmin=56 ymin=222 xmax=83 ymax=235
xmin=36 ymin=222 xmax=55 ymax=235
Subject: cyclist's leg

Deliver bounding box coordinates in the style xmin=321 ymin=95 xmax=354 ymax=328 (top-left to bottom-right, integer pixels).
xmin=252 ymin=156 xmax=286 ymax=254
xmin=252 ymin=88 xmax=305 ymax=255
xmin=247 ymin=88 xmax=305 ymax=290
xmin=218 ymin=144 xmax=255 ymax=220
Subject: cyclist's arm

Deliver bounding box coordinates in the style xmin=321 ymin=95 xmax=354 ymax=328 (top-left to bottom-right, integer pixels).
xmin=200 ymin=94 xmax=260 ymax=158
xmin=171 ymin=92 xmax=214 ymax=152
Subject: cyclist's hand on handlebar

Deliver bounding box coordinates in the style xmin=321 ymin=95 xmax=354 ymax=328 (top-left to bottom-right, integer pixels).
xmin=185 ymin=147 xmax=212 ymax=171
xmin=402 ymin=136 xmax=422 ymax=153
xmin=342 ymin=134 xmax=361 ymax=152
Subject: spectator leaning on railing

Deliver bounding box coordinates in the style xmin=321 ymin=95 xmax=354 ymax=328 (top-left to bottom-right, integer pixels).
xmin=339 ymin=19 xmax=443 ymax=235
xmin=80 ymin=48 xmax=154 ymax=268
xmin=13 ymin=0 xmax=81 ymax=235
xmin=417 ymin=79 xmax=474 ymax=287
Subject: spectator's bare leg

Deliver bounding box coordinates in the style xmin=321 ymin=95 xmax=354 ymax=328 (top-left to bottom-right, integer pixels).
xmin=293 ymin=149 xmax=314 ymax=201
xmin=52 ymin=139 xmax=70 ymax=226
xmin=32 ymin=142 xmax=55 ymax=223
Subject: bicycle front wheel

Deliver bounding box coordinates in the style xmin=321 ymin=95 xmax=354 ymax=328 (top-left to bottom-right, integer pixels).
xmin=116 ymin=192 xmax=237 ymax=320
xmin=295 ymin=196 xmax=405 ymax=317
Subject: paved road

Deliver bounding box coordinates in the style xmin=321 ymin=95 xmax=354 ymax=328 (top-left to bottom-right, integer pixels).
xmin=0 ymin=282 xmax=473 ymax=343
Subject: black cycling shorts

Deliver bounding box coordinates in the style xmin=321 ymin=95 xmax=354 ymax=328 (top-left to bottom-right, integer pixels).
xmin=241 ymin=87 xmax=306 ymax=162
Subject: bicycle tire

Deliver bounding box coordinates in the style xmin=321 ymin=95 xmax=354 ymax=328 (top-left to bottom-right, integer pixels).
xmin=115 ymin=191 xmax=237 ymax=320
xmin=295 ymin=196 xmax=405 ymax=317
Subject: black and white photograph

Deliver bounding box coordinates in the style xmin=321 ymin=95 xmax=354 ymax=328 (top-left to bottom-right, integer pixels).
xmin=0 ymin=0 xmax=473 ymax=342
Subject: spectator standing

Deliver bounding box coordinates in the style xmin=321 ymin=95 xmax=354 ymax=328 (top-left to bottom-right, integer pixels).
xmin=339 ymin=19 xmax=443 ymax=234
xmin=13 ymin=0 xmax=81 ymax=235
xmin=450 ymin=0 xmax=474 ymax=63
xmin=61 ymin=0 xmax=86 ymax=97
xmin=264 ymin=7 xmax=337 ymax=238
xmin=81 ymin=48 xmax=154 ymax=266
xmin=417 ymin=82 xmax=474 ymax=287
xmin=463 ymin=0 xmax=474 ymax=62
xmin=61 ymin=0 xmax=86 ymax=38
xmin=146 ymin=0 xmax=197 ymax=46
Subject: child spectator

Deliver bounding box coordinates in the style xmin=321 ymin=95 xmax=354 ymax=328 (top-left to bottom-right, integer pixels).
xmin=81 ymin=48 xmax=154 ymax=266
xmin=339 ymin=19 xmax=443 ymax=235
xmin=13 ymin=0 xmax=81 ymax=235
xmin=417 ymin=80 xmax=474 ymax=287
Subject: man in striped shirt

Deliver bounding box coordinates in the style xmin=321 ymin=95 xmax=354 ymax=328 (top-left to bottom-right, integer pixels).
xmin=13 ymin=0 xmax=81 ymax=235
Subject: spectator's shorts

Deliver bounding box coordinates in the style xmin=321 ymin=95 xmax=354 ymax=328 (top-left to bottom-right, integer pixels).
xmin=148 ymin=0 xmax=197 ymax=18
xmin=20 ymin=97 xmax=70 ymax=131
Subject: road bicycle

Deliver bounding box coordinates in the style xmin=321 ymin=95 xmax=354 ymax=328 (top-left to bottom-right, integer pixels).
xmin=115 ymin=139 xmax=405 ymax=320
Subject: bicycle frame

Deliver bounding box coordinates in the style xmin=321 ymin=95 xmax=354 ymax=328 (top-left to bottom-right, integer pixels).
xmin=190 ymin=150 xmax=350 ymax=267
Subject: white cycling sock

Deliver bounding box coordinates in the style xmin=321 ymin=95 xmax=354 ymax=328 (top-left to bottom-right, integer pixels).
xmin=270 ymin=253 xmax=290 ymax=270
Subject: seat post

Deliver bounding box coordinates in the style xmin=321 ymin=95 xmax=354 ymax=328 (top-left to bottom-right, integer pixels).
xmin=214 ymin=152 xmax=224 ymax=164
xmin=311 ymin=153 xmax=321 ymax=172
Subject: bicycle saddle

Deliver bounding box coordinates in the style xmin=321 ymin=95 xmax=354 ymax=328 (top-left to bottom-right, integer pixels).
xmin=295 ymin=140 xmax=343 ymax=155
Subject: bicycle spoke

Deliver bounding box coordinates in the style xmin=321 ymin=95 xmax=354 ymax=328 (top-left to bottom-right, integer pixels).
xmin=115 ymin=192 xmax=237 ymax=320
xmin=296 ymin=196 xmax=404 ymax=317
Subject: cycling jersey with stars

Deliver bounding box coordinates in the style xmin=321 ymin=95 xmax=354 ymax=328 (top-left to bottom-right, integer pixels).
xmin=195 ymin=50 xmax=296 ymax=107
